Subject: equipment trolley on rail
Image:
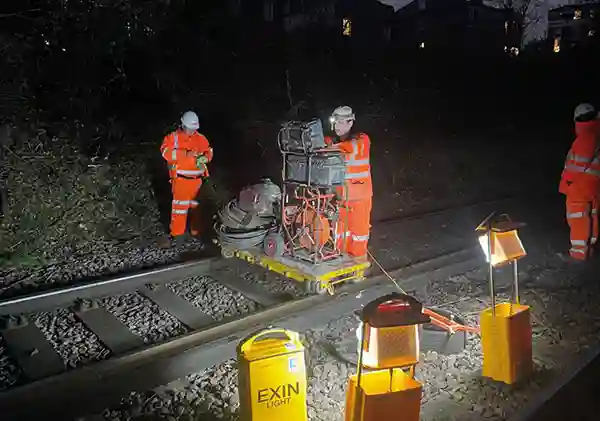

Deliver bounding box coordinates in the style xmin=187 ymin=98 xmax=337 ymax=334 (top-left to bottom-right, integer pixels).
xmin=216 ymin=118 xmax=371 ymax=294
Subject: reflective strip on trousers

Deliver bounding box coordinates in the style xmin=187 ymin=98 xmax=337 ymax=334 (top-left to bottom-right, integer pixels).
xmin=173 ymin=200 xmax=199 ymax=206
xmin=570 ymin=248 xmax=586 ymax=255
xmin=571 ymin=239 xmax=587 ymax=246
xmin=567 ymin=209 xmax=597 ymax=218
xmin=172 ymin=209 xmax=188 ymax=215
xmin=336 ymin=231 xmax=351 ymax=239
xmin=352 ymin=234 xmax=370 ymax=242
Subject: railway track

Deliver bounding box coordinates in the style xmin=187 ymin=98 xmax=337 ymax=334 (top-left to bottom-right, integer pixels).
xmin=0 ymin=247 xmax=482 ymax=421
xmin=0 ymin=194 xmax=543 ymax=421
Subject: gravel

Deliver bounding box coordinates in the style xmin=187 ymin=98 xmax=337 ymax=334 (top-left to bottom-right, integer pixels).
xmin=0 ymin=336 xmax=20 ymax=391
xmin=101 ymin=292 xmax=188 ymax=344
xmin=166 ymin=276 xmax=259 ymax=320
xmin=78 ymin=250 xmax=600 ymax=421
xmin=0 ymin=239 xmax=205 ymax=299
xmin=33 ymin=308 xmax=110 ymax=368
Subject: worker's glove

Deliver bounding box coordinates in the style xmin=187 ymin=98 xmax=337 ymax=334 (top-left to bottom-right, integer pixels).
xmin=196 ymin=155 xmax=209 ymax=166
xmin=197 ymin=163 xmax=207 ymax=174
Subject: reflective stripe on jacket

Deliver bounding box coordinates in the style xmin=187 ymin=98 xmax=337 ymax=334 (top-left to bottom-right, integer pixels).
xmin=160 ymin=130 xmax=214 ymax=179
xmin=559 ymin=120 xmax=600 ymax=200
xmin=325 ymin=132 xmax=372 ymax=200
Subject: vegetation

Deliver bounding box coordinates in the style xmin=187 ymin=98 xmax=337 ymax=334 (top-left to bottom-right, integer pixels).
xmin=0 ymin=1 xmax=597 ymax=270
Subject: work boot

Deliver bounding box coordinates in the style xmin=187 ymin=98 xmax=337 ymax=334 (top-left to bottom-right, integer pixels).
xmin=157 ymin=235 xmax=172 ymax=249
xmin=556 ymin=252 xmax=586 ymax=266
xmin=158 ymin=234 xmax=190 ymax=249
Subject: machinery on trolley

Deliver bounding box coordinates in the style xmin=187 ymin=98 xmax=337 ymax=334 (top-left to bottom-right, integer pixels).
xmin=216 ymin=118 xmax=371 ymax=294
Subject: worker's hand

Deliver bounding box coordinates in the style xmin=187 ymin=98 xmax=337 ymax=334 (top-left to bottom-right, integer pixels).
xmin=197 ymin=155 xmax=209 ymax=164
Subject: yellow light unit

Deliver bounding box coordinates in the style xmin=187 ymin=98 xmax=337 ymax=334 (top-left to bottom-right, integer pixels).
xmin=477 ymin=224 xmax=526 ymax=268
xmin=475 ymin=212 xmax=533 ymax=385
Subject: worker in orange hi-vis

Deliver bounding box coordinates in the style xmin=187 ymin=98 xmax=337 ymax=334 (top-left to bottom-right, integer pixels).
xmin=160 ymin=111 xmax=214 ymax=245
xmin=559 ymin=103 xmax=600 ymax=263
xmin=324 ymin=106 xmax=372 ymax=259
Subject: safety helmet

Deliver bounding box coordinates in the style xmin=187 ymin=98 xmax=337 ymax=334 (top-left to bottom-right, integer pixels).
xmin=330 ymin=106 xmax=355 ymax=125
xmin=574 ymin=103 xmax=596 ymax=122
xmin=181 ymin=111 xmax=200 ymax=130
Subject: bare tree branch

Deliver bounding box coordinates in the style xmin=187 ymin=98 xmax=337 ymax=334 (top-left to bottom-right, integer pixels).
xmin=489 ymin=0 xmax=547 ymax=47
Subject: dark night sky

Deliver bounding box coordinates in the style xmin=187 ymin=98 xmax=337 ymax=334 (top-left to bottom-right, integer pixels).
xmin=378 ymin=0 xmax=576 ymax=42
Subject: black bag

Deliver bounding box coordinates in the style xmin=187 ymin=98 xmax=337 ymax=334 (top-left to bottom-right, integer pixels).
xmin=278 ymin=118 xmax=326 ymax=153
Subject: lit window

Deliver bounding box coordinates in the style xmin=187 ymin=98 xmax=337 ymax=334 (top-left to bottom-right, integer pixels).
xmin=574 ymin=9 xmax=582 ymax=20
xmin=553 ymin=38 xmax=561 ymax=53
xmin=419 ymin=41 xmax=425 ymax=48
xmin=343 ymin=18 xmax=351 ymax=36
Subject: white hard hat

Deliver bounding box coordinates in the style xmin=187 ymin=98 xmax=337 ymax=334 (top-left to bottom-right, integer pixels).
xmin=574 ymin=103 xmax=596 ymax=121
xmin=181 ymin=111 xmax=200 ymax=130
xmin=330 ymin=106 xmax=355 ymax=123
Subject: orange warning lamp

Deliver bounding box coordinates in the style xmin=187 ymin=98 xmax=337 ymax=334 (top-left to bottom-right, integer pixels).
xmin=345 ymin=293 xmax=428 ymax=421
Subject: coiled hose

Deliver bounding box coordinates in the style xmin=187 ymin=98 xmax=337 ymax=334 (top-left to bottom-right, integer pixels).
xmin=215 ymin=223 xmax=273 ymax=249
xmin=216 ymin=199 xmax=277 ymax=250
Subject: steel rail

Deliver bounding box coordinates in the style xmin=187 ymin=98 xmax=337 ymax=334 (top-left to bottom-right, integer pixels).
xmin=0 ymin=194 xmax=511 ymax=317
xmin=0 ymin=247 xmax=482 ymax=421
xmin=376 ymin=195 xmax=518 ymax=226
xmin=0 ymin=258 xmax=219 ymax=316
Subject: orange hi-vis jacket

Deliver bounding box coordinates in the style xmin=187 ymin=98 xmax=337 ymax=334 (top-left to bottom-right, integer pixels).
xmin=559 ymin=120 xmax=600 ymax=201
xmin=325 ymin=132 xmax=372 ymax=200
xmin=160 ymin=130 xmax=214 ymax=179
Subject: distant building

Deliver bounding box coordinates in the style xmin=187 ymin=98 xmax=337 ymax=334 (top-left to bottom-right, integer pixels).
xmin=227 ymin=0 xmax=394 ymax=45
xmin=547 ymin=3 xmax=600 ymax=53
xmin=393 ymin=0 xmax=517 ymax=55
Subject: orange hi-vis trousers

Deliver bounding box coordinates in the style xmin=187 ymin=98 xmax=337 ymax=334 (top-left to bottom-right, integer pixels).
xmin=566 ymin=197 xmax=599 ymax=260
xmin=170 ymin=176 xmax=203 ymax=237
xmin=335 ymin=199 xmax=372 ymax=258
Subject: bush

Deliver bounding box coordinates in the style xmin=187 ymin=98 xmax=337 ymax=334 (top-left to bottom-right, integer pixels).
xmin=0 ymin=125 xmax=161 ymax=269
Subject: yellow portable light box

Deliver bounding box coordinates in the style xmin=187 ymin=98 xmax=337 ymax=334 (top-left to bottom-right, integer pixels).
xmin=476 ymin=212 xmax=533 ymax=385
xmin=345 ymin=293 xmax=430 ymax=421
xmin=237 ymin=328 xmax=308 ymax=421
xmin=344 ymin=368 xmax=422 ymax=421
